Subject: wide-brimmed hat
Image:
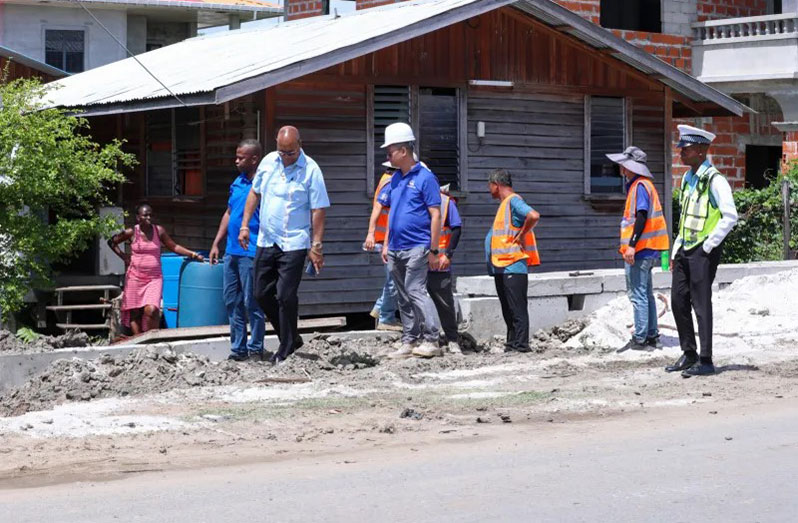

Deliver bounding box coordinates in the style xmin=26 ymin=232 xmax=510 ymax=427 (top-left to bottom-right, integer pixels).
xmin=605 ymin=146 xmax=652 ymax=178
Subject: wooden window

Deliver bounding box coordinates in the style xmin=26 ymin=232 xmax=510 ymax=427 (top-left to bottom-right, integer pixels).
xmin=418 ymin=87 xmax=460 ymax=190
xmin=371 ymin=85 xmax=411 ymax=188
xmin=145 ymin=107 xmax=202 ymax=198
xmin=44 ymin=29 xmax=84 ymax=73
xmin=586 ymin=96 xmax=626 ymax=194
xmin=369 ymin=85 xmax=464 ymax=192
xmin=600 ymin=0 xmax=661 ymax=33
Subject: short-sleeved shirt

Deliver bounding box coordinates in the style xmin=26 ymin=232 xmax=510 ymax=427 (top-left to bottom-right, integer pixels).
xmin=377 ymin=163 xmax=442 ymax=251
xmin=485 ymin=196 xmax=534 ymax=275
xmin=431 ymin=199 xmax=462 ymax=273
xmin=225 ymin=173 xmax=260 ymax=257
xmin=252 ymin=150 xmax=330 ymax=252
xmin=627 ymin=176 xmax=659 ymax=260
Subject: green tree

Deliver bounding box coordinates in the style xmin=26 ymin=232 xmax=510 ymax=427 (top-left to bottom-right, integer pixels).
xmin=0 ymin=76 xmax=135 ymax=319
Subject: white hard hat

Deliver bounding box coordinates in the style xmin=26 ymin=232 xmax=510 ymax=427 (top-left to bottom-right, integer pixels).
xmin=381 ymin=122 xmax=416 ymax=148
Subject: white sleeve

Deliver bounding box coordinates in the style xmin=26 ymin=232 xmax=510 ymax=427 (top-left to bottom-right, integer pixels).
xmin=703 ymin=175 xmax=738 ymax=253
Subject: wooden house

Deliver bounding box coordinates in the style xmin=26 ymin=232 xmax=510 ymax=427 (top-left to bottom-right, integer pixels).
xmin=43 ymin=0 xmax=748 ymax=317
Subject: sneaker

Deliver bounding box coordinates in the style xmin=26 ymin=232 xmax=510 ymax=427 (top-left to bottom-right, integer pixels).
xmin=388 ymin=344 xmax=415 ymax=359
xmin=446 ymin=341 xmax=462 ymax=354
xmin=227 ymin=352 xmax=249 ymax=362
xmin=377 ymin=321 xmax=403 ymax=332
xmin=248 ymin=351 xmax=264 ymax=362
xmin=617 ymin=338 xmax=648 ymax=353
xmin=645 ymin=335 xmax=663 ymax=349
xmin=412 ymin=341 xmax=443 ymax=358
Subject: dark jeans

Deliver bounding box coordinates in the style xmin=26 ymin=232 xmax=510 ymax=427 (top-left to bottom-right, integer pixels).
xmin=494 ymin=273 xmax=529 ymax=351
xmin=671 ymin=243 xmax=723 ymax=361
xmin=253 ymin=245 xmax=307 ymax=359
xmin=427 ymin=271 xmax=458 ymax=342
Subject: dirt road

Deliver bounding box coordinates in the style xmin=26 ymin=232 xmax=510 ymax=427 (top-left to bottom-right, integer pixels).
xmin=2 ymin=397 xmax=797 ymax=522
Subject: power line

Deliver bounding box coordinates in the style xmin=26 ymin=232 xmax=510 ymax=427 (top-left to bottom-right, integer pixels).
xmin=71 ymin=0 xmax=186 ymax=107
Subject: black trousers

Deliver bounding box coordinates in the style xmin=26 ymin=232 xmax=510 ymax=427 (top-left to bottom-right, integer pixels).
xmin=253 ymin=245 xmax=307 ymax=358
xmin=671 ymin=243 xmax=723 ymax=361
xmin=427 ymin=271 xmax=458 ymax=342
xmin=494 ymin=273 xmax=529 ymax=351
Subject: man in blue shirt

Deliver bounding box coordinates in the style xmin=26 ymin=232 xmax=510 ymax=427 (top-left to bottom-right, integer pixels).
xmin=239 ymin=127 xmax=330 ymax=364
xmin=209 ymin=139 xmax=266 ymax=362
xmin=378 ymin=122 xmax=442 ymax=359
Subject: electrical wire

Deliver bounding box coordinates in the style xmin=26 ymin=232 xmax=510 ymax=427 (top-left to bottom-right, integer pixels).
xmin=71 ymin=0 xmax=186 ymax=107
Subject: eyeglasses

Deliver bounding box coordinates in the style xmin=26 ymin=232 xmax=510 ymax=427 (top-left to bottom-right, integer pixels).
xmin=278 ymin=149 xmax=300 ymax=158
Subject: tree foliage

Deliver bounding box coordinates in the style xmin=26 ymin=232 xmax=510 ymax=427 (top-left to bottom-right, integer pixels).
xmin=672 ymin=163 xmax=798 ymax=264
xmin=0 ymin=76 xmax=135 ymax=318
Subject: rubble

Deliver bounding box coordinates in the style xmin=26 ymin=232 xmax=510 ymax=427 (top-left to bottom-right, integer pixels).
xmin=0 ymin=329 xmax=95 ymax=354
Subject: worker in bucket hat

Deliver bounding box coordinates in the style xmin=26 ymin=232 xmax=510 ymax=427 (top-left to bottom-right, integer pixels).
xmin=606 ymin=146 xmax=669 ymax=353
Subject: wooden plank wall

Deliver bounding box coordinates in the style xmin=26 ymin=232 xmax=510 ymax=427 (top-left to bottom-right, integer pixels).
xmin=0 ymin=55 xmax=62 ymax=83
xmin=462 ymin=90 xmax=621 ymax=272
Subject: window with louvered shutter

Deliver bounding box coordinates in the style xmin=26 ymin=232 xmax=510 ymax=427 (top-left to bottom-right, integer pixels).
xmin=589 ymin=96 xmax=626 ymax=194
xmin=372 ymin=85 xmax=411 ymax=185
xmin=419 ymin=87 xmax=459 ymax=190
xmin=44 ymin=30 xmax=84 ymax=73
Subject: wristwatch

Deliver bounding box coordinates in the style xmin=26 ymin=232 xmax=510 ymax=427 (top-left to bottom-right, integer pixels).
xmin=312 ymin=241 xmax=323 ymax=251
xmin=430 ymin=248 xmax=440 ymax=255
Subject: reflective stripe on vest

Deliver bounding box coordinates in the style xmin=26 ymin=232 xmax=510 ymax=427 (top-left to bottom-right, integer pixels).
xmin=678 ymin=167 xmax=722 ymax=249
xmin=619 ymin=177 xmax=670 ymax=254
xmin=490 ymin=193 xmax=540 ymax=267
xmin=373 ymin=173 xmax=392 ymax=243
xmin=439 ymin=193 xmax=451 ymax=250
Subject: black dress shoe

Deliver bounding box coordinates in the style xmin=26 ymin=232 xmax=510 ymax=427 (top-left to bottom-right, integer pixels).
xmin=227 ymin=352 xmax=249 ymax=362
xmin=681 ymin=362 xmax=716 ymax=377
xmin=289 ymin=336 xmax=304 ymax=355
xmin=268 ymin=353 xmax=284 ymax=365
xmin=665 ymin=353 xmax=698 ymax=372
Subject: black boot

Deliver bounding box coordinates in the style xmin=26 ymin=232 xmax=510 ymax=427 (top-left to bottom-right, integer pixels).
xmin=681 ymin=358 xmax=716 ymax=377
xmin=665 ymin=352 xmax=698 ymax=372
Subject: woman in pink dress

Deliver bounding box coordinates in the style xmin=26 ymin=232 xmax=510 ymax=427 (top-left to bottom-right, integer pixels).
xmin=108 ymin=204 xmax=204 ymax=334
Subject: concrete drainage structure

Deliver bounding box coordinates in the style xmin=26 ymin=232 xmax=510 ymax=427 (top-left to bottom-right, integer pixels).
xmin=456 ymin=260 xmax=798 ymax=344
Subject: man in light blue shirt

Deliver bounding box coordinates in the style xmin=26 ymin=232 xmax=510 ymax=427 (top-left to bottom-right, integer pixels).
xmin=239 ymin=126 xmax=330 ymax=363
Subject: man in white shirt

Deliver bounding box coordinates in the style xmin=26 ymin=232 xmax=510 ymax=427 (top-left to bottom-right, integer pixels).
xmin=666 ymin=124 xmax=738 ymax=377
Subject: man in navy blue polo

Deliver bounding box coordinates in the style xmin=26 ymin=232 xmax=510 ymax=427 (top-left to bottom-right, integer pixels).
xmin=209 ymin=139 xmax=266 ymax=361
xmin=378 ymin=123 xmax=442 ymax=359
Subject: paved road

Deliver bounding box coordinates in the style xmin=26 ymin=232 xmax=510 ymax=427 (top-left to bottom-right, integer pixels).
xmin=2 ymin=400 xmax=797 ymax=522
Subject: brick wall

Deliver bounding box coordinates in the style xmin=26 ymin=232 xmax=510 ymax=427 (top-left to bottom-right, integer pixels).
xmin=782 ymin=132 xmax=798 ymax=165
xmin=613 ymin=30 xmax=692 ymax=72
xmin=552 ymin=0 xmax=600 ymax=23
xmin=285 ymin=0 xmax=324 ymax=20
xmin=696 ymin=0 xmax=768 ymax=21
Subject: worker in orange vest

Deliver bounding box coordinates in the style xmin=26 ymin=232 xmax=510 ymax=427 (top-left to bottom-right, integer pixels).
xmin=606 ymin=146 xmax=670 ymax=353
xmin=364 ymin=161 xmax=401 ymax=331
xmin=485 ymin=168 xmax=540 ymax=353
xmin=427 ymin=184 xmax=463 ymax=354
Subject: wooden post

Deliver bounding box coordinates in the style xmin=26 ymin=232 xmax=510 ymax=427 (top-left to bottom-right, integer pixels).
xmin=783 ymin=178 xmax=791 ymax=260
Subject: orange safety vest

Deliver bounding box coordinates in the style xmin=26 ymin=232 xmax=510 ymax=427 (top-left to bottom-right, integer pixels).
xmin=439 ymin=193 xmax=451 ymax=250
xmin=620 ymin=177 xmax=670 ymax=254
xmin=373 ymin=173 xmax=392 ymax=244
xmin=490 ymin=194 xmax=540 ymax=267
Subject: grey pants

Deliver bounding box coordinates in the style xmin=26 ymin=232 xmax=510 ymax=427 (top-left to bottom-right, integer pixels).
xmin=388 ymin=246 xmax=440 ymax=344
xmin=427 ymin=271 xmax=458 ymax=343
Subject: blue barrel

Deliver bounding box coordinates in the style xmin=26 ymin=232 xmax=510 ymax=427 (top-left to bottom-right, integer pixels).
xmin=160 ymin=253 xmax=185 ymax=328
xmin=177 ymin=260 xmax=228 ymax=327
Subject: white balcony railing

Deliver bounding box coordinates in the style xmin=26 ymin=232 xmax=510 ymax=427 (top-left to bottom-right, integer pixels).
xmin=693 ymin=13 xmax=798 ymax=43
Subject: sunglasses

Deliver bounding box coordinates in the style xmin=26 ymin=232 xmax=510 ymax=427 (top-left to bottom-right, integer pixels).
xmin=278 ymin=149 xmax=300 ymax=158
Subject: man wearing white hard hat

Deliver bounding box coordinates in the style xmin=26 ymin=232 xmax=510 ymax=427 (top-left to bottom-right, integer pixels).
xmin=377 ymin=122 xmax=443 ymax=358
xmin=363 ymin=160 xmax=401 ymax=331
xmin=666 ymin=124 xmax=738 ymax=377
xmin=606 ymin=146 xmax=669 ymax=353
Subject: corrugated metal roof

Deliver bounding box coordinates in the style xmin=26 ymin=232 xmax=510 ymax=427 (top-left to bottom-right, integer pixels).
xmin=42 ymin=0 xmax=749 ymax=117
xmin=0 ymin=45 xmax=69 ymax=77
